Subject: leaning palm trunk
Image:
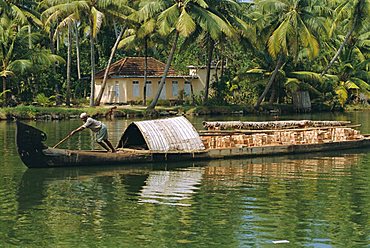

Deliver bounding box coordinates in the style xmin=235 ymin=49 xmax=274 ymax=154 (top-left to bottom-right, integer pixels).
xmin=254 ymin=55 xmax=284 ymax=110
xmin=89 ymin=21 xmax=96 ymax=107
xmin=147 ymin=31 xmax=179 ymax=110
xmin=203 ymin=40 xmax=214 ymax=104
xmin=269 ymin=85 xmax=277 ymax=104
xmin=95 ymin=29 xmax=124 ymax=106
xmin=321 ymin=27 xmax=355 ymax=76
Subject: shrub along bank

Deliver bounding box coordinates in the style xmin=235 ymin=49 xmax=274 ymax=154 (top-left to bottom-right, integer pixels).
xmin=0 ymin=106 xmax=148 ymax=120
xmin=0 ymin=105 xmax=252 ymax=121
xmin=0 ymin=102 xmax=354 ymax=121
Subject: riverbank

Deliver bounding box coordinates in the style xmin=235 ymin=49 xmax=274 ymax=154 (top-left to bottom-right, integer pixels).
xmin=0 ymin=103 xmax=367 ymax=121
xmin=0 ymin=104 xmax=249 ymax=121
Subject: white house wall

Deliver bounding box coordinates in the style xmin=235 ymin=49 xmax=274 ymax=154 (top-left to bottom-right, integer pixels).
xmin=95 ymin=78 xmax=199 ymax=104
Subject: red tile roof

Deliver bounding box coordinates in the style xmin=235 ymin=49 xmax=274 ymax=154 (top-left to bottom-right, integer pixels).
xmin=95 ymin=57 xmax=185 ymax=79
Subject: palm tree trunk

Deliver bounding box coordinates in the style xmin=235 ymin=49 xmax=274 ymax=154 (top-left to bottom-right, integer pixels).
xmin=269 ymin=86 xmax=276 ymax=104
xmin=143 ymin=38 xmax=148 ymax=106
xmin=221 ymin=58 xmax=224 ymax=78
xmin=147 ymin=31 xmax=179 ymax=110
xmin=214 ymin=60 xmax=221 ymax=82
xmin=321 ymin=27 xmax=355 ymax=76
xmin=113 ymin=20 xmax=119 ymax=39
xmin=66 ymin=23 xmax=72 ymax=106
xmin=28 ymin=25 xmax=32 ymax=49
xmin=75 ymin=22 xmax=81 ymax=80
xmin=203 ymin=40 xmax=214 ymax=104
xmin=89 ymin=21 xmax=96 ymax=107
xmin=2 ymin=77 xmax=6 ymax=99
xmin=49 ymin=26 xmax=61 ymax=105
xmin=254 ymin=55 xmax=284 ymax=110
xmin=56 ymin=31 xmax=60 ymax=52
xmin=94 ymin=28 xmax=124 ymax=106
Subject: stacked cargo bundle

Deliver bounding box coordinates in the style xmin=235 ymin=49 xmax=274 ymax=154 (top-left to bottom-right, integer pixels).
xmin=200 ymin=124 xmax=363 ymax=150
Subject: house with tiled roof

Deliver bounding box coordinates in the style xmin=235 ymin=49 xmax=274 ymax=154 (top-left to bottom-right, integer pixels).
xmin=94 ymin=57 xmax=216 ymax=104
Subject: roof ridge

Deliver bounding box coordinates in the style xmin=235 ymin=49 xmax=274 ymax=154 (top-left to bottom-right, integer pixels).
xmin=95 ymin=56 xmax=186 ymax=79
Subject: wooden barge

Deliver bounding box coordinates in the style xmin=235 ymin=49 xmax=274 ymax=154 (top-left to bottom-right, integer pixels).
xmin=16 ymin=117 xmax=370 ymax=168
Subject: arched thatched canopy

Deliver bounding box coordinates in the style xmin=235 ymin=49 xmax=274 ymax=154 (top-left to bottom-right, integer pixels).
xmin=117 ymin=116 xmax=205 ymax=152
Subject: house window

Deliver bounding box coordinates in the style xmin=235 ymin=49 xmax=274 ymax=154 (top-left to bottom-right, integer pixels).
xmin=158 ymin=81 xmax=166 ymax=99
xmin=184 ymin=81 xmax=191 ymax=96
xmin=145 ymin=81 xmax=152 ymax=97
xmin=133 ymin=81 xmax=139 ymax=97
xmin=172 ymin=81 xmax=178 ymax=97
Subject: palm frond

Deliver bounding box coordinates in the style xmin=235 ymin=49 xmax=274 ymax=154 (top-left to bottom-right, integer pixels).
xmin=298 ymin=18 xmax=319 ymax=59
xmin=139 ymin=0 xmax=167 ymax=22
xmin=285 ymin=78 xmax=300 ymax=92
xmin=267 ymin=19 xmax=289 ymax=58
xmin=91 ymin=7 xmax=104 ymax=38
xmin=118 ymin=35 xmax=136 ymax=49
xmin=351 ymin=77 xmax=370 ymax=91
xmin=191 ymin=0 xmax=209 ymax=9
xmin=192 ymin=5 xmax=235 ymax=39
xmin=7 ymin=60 xmax=33 ymax=74
xmin=0 ymin=70 xmax=15 ymax=78
xmin=344 ymin=80 xmax=360 ymax=90
xmin=177 ymin=9 xmax=196 ymax=36
xmin=289 ymin=71 xmax=323 ymax=84
xmin=137 ymin=18 xmax=156 ymax=38
xmin=157 ymin=3 xmax=179 ymax=35
xmin=335 ymin=84 xmax=348 ymax=106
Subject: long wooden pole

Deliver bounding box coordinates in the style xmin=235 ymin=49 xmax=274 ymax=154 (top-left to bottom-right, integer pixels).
xmin=53 ymin=134 xmax=72 ymax=148
xmin=198 ymin=124 xmax=361 ymax=136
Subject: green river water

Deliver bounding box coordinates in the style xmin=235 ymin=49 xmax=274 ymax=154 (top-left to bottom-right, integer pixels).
xmin=0 ymin=112 xmax=369 ymax=247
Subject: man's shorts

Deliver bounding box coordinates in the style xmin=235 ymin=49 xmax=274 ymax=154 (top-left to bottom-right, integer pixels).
xmin=96 ymin=124 xmax=108 ymax=142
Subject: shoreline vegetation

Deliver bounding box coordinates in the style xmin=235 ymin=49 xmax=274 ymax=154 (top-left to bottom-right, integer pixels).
xmin=1 ymin=1 xmax=369 ymax=115
xmin=1 ymin=103 xmax=369 ymax=121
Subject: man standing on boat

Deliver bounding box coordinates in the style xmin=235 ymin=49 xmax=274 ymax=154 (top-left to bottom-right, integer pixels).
xmin=70 ymin=113 xmax=116 ymax=153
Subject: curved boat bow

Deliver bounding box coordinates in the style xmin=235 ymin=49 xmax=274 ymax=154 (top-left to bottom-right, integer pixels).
xmin=16 ymin=121 xmax=49 ymax=168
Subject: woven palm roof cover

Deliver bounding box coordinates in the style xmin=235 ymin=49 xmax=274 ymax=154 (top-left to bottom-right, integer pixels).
xmin=131 ymin=116 xmax=205 ymax=152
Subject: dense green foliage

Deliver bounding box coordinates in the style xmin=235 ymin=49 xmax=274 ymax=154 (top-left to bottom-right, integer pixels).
xmin=0 ymin=0 xmax=369 ymax=110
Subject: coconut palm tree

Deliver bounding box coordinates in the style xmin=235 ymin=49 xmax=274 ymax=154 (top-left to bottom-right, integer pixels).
xmin=41 ymin=0 xmax=129 ymax=106
xmin=141 ymin=0 xmax=236 ymax=110
xmin=321 ymin=0 xmax=370 ymax=76
xmin=252 ymin=0 xmax=321 ymax=110
xmin=199 ymin=0 xmax=253 ymax=104
xmin=0 ymin=0 xmax=43 ymax=101
xmin=326 ymin=34 xmax=370 ymax=106
xmin=110 ymin=17 xmax=162 ymax=106
xmin=41 ymin=10 xmax=76 ymax=105
xmin=0 ymin=16 xmax=63 ymax=105
xmin=94 ymin=4 xmax=138 ymax=106
xmin=0 ymin=18 xmax=32 ymax=104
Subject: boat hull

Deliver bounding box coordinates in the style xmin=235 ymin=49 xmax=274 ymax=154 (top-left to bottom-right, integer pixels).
xmin=23 ymin=139 xmax=370 ymax=168
xmin=16 ymin=121 xmax=370 ymax=168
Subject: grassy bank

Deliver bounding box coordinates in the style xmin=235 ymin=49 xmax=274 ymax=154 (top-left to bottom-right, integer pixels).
xmin=1 ymin=103 xmax=364 ymax=121
xmin=0 ymin=105 xmax=149 ymax=120
xmin=0 ymin=104 xmax=252 ymax=121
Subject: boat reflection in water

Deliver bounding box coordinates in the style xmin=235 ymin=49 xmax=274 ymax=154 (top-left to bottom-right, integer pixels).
xmin=11 ymin=150 xmax=368 ymax=247
xmin=17 ymin=150 xmax=365 ymax=210
xmin=203 ymin=152 xmax=360 ymax=184
xmin=138 ymin=168 xmax=204 ymax=206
